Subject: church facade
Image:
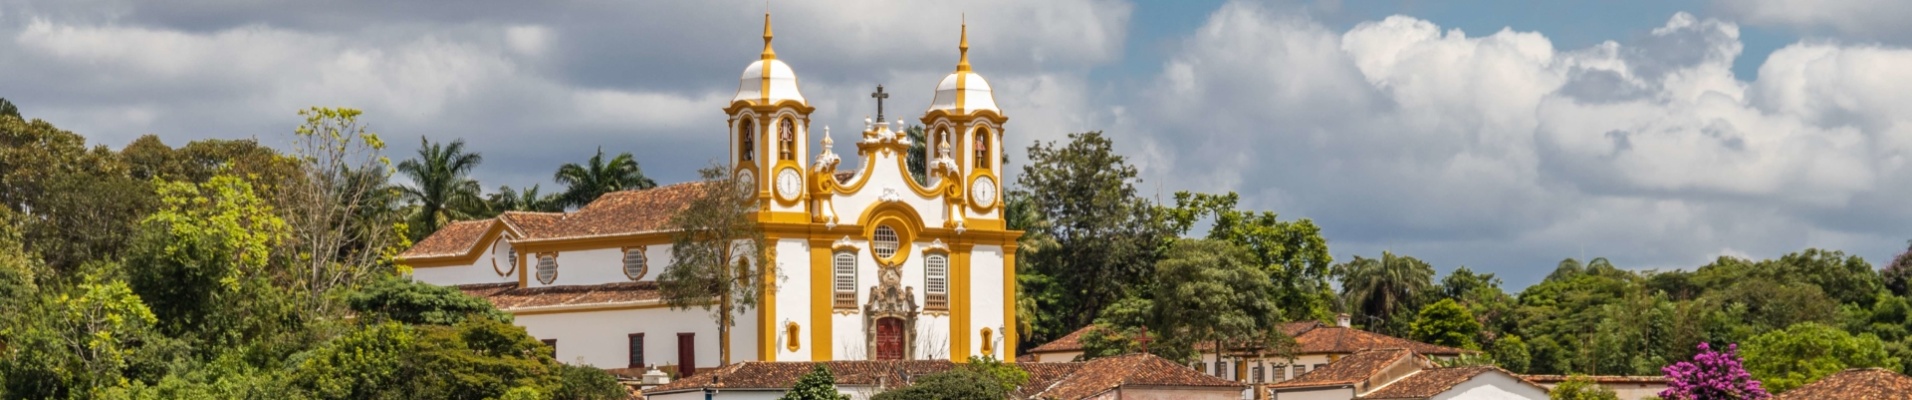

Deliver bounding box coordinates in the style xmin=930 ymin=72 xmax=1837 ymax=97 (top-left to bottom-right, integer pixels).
xmin=395 ymin=14 xmax=1019 ymax=375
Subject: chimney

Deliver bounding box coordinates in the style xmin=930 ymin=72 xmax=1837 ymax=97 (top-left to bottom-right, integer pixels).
xmin=1337 ymin=313 xmax=1351 ymax=328
xmin=641 ymin=366 xmax=671 ymax=385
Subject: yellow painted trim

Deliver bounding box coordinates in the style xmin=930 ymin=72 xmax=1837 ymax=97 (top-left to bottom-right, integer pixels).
xmin=759 ymin=241 xmax=777 ymax=361
xmin=760 ymin=210 xmax=812 ymax=224
xmin=951 ymin=247 xmax=972 ymax=361
xmin=534 ymin=252 xmax=559 ymax=285
xmin=785 ymin=322 xmax=801 ymax=352
xmin=829 ymin=136 xmax=951 ymax=198
xmin=858 ymin=203 xmax=924 ymax=267
xmin=967 ymin=174 xmax=999 ymax=214
xmin=809 ymin=238 xmax=835 ymax=360
xmin=771 ymin=164 xmax=805 ymax=205
xmin=1003 ymin=243 xmax=1018 ymax=361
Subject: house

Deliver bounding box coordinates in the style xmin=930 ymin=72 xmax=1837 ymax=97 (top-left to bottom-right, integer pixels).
xmin=1518 ymin=374 xmax=1668 ymax=400
xmin=1030 ymin=315 xmax=1473 ymax=386
xmin=397 ymin=12 xmax=1022 ymax=372
xmin=640 ymin=354 xmax=1242 ymax=400
xmin=1267 ymin=348 xmax=1548 ymax=400
xmin=1774 ymin=368 xmax=1912 ymax=400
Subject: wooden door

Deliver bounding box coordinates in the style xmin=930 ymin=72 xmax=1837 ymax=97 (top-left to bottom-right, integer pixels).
xmin=875 ymin=318 xmax=904 ymax=360
xmin=677 ymin=333 xmax=696 ymax=377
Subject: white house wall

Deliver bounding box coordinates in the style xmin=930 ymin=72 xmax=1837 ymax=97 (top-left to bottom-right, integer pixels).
xmin=514 ymin=304 xmax=759 ymax=370
xmin=409 ymin=238 xmax=521 ymax=286
xmin=532 ymin=247 xmax=665 ymax=287
xmin=1116 ymin=387 xmax=1245 ymax=400
xmin=968 ymin=244 xmax=1005 ymax=359
xmin=1270 ymin=387 xmax=1354 ymax=400
xmin=1428 ymin=373 xmax=1548 ymax=400
xmin=773 ymin=238 xmax=812 ymax=361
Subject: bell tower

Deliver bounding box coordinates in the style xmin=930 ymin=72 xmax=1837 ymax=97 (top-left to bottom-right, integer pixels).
xmin=920 ymin=21 xmax=1008 ymax=228
xmin=726 ymin=12 xmax=816 ymax=216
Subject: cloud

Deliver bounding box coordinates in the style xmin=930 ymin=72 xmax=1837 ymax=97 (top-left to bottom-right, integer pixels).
xmin=1713 ymin=0 xmax=1912 ymax=42
xmin=1128 ymin=2 xmax=1912 ymax=285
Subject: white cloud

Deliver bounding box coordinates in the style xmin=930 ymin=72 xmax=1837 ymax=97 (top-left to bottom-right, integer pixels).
xmin=1714 ymin=0 xmax=1912 ymax=41
xmin=1130 ymin=2 xmax=1912 ymax=284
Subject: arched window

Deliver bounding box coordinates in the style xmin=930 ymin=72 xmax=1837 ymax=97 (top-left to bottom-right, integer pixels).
xmin=622 ymin=247 xmax=647 ymax=281
xmin=739 ymin=119 xmax=755 ymax=162
xmin=833 ymin=252 xmax=857 ymax=309
xmin=778 ymin=117 xmax=796 ymax=160
xmin=872 ymin=226 xmax=899 ymax=260
xmin=924 ymin=253 xmax=948 ymax=310
xmin=973 ymin=127 xmax=991 ymax=169
xmin=536 ymin=253 xmax=558 ymax=284
xmin=933 ymin=128 xmax=950 ymax=157
xmin=785 ymin=323 xmax=801 ymax=352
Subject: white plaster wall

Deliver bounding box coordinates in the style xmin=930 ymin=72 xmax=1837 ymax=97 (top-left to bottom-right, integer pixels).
xmin=914 ymin=314 xmax=950 ymax=360
xmin=1118 ymin=387 xmax=1245 ymax=400
xmin=513 ymin=305 xmax=761 ymax=370
xmin=1034 ymin=351 xmax=1083 ymax=363
xmin=1429 ymin=373 xmax=1548 ymax=400
xmin=830 ymin=148 xmax=950 ymax=229
xmin=409 ymin=238 xmax=519 ymax=286
xmin=532 ymin=248 xmax=639 ymax=287
xmin=1270 ymin=387 xmax=1353 ymax=400
xmin=773 ymin=238 xmax=813 ymax=361
xmin=650 ymin=390 xmax=784 ymax=400
xmin=968 ymin=245 xmax=1005 ymax=359
xmin=1201 ymin=352 xmax=1334 ymax=382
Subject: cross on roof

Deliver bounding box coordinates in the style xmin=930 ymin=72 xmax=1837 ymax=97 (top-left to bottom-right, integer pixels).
xmin=871 ymin=85 xmax=890 ymax=123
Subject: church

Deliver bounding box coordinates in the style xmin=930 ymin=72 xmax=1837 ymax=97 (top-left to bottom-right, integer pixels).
xmin=395 ymin=14 xmax=1020 ymax=376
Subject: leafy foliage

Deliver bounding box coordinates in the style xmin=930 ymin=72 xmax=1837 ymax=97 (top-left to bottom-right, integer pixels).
xmin=397 ymin=136 xmax=486 ymax=240
xmin=1410 ymin=298 xmax=1481 ymax=350
xmin=1337 ymin=251 xmax=1435 ymax=337
xmin=1659 ymin=343 xmax=1770 ymax=400
xmin=554 ymin=147 xmax=656 ymax=209
xmin=658 ymin=164 xmax=766 ymax=366
xmin=870 ymin=357 xmax=1027 ymax=400
xmin=1739 ymin=322 xmax=1898 ymax=393
xmin=1551 ymin=375 xmax=1620 ymax=400
xmin=1082 ymin=239 xmax=1289 ymax=362
xmin=779 ymin=364 xmax=850 ymax=400
xmin=345 ymin=277 xmax=509 ymax=326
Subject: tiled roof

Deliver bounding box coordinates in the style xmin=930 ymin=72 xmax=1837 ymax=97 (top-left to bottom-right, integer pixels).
xmin=1267 ymin=348 xmax=1414 ymax=389
xmin=1015 ymin=362 xmax=1088 ymax=399
xmin=1776 ymin=368 xmax=1912 ymax=400
xmin=1281 ymin=321 xmax=1327 ymax=337
xmin=644 ymin=360 xmax=957 ymax=394
xmin=400 ymin=183 xmax=706 ymax=261
xmin=457 ymin=281 xmax=660 ymax=311
xmin=1023 ymin=353 xmax=1246 ymax=400
xmin=1030 ymin=325 xmax=1096 ymax=353
xmin=1357 ymin=366 xmax=1535 ymax=399
xmin=1518 ymin=374 xmax=1669 ymax=385
xmin=1295 ymin=327 xmax=1472 ymax=356
xmin=399 ymin=220 xmax=494 ymax=259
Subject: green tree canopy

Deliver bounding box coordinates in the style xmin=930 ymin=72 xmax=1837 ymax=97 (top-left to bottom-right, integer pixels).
xmin=345 ymin=277 xmax=509 ymax=326
xmin=554 ymin=147 xmax=656 ymax=209
xmin=1165 ymin=191 xmax=1335 ymax=322
xmin=1337 ymin=251 xmax=1435 ymax=336
xmin=869 ymin=357 xmax=1026 ymax=400
xmin=1740 ymin=322 xmax=1899 ymax=393
xmin=779 ymin=364 xmax=850 ymax=400
xmin=1549 ymin=375 xmax=1619 ymax=400
xmin=1082 ymin=239 xmax=1288 ymax=362
xmin=658 ymin=165 xmax=765 ymax=366
xmin=397 ymin=136 xmax=485 ymax=240
xmin=1411 ymin=298 xmax=1481 ymax=350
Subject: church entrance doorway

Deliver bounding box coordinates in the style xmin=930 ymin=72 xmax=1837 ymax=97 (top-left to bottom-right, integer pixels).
xmin=874 ymin=317 xmax=905 ymax=360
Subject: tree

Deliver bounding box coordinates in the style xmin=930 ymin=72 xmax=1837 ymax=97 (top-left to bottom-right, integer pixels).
xmin=1739 ymin=322 xmax=1898 ymax=393
xmin=1 ymin=116 xmax=151 ymax=278
xmin=1659 ymin=343 xmax=1770 ymax=400
xmin=1080 ymin=239 xmax=1288 ymax=363
xmin=396 ymin=137 xmax=486 ymax=240
xmin=345 ymin=277 xmax=509 ymax=326
xmin=1164 ymin=191 xmax=1335 ymax=322
xmin=489 ymin=184 xmax=562 ymax=213
xmin=291 ymin=318 xmax=562 ymax=400
xmin=1881 ymin=241 xmax=1912 ymax=297
xmin=124 ymin=175 xmax=291 ymax=345
xmin=1016 ymin=132 xmax=1171 ymax=342
xmin=869 ymin=357 xmax=1025 ymax=400
xmin=1550 ymin=375 xmax=1620 ymax=400
xmin=0 ymin=98 xmax=18 ymax=119
xmin=1493 ymin=335 xmax=1532 ymax=373
xmin=1411 ymin=298 xmax=1481 ymax=350
xmin=658 ymin=165 xmax=765 ymax=366
xmin=554 ymin=147 xmax=656 ymax=209
xmin=1336 ymin=251 xmax=1435 ymax=336
xmin=282 ymin=107 xmax=404 ymax=313
xmin=551 ymin=364 xmax=627 ymax=400
xmin=904 ymin=125 xmax=927 ymax=185
xmin=779 ymin=364 xmax=850 ymax=400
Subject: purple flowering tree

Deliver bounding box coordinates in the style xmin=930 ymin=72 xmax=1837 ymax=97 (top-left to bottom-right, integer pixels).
xmin=1659 ymin=343 xmax=1771 ymax=400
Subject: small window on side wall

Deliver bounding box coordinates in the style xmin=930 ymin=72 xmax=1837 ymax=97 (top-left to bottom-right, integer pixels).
xmin=833 ymin=252 xmax=857 ymax=309
xmin=622 ymin=247 xmax=648 ymax=281
xmin=536 ymin=253 xmax=558 ymax=284
xmin=924 ymin=253 xmax=948 ymax=311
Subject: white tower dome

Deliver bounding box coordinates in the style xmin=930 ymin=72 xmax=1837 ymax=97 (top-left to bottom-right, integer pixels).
xmin=927 ymin=23 xmax=997 ymax=114
xmin=733 ymin=13 xmax=805 ymax=105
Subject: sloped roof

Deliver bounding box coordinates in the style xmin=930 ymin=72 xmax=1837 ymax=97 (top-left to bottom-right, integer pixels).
xmin=1295 ymin=327 xmax=1472 ymax=356
xmin=1022 ymin=353 xmax=1246 ymax=400
xmin=457 ymin=281 xmax=660 ymax=311
xmin=1776 ymin=368 xmax=1912 ymax=400
xmin=399 ymin=183 xmax=706 ymax=261
xmin=400 ymin=220 xmax=495 ymax=259
xmin=645 ymin=360 xmax=957 ymax=394
xmin=1518 ymin=374 xmax=1668 ymax=385
xmin=1357 ymin=366 xmax=1540 ymax=400
xmin=1266 ymin=349 xmax=1414 ymax=389
xmin=1029 ymin=325 xmax=1096 ymax=354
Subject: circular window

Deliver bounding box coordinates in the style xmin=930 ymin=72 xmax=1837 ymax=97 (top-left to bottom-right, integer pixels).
xmin=623 ymin=247 xmax=648 ymax=281
xmin=872 ymin=225 xmax=899 ymax=260
xmin=536 ymin=254 xmax=558 ymax=284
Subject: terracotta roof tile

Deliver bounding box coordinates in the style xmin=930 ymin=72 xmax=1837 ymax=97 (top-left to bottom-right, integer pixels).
xmin=399 ymin=220 xmax=494 ymax=259
xmin=644 ymin=360 xmax=957 ymax=394
xmin=1267 ymin=349 xmax=1415 ymax=389
xmin=1015 ymin=362 xmax=1087 ymax=398
xmin=1295 ymin=327 xmax=1472 ymax=356
xmin=1030 ymin=325 xmax=1097 ymax=353
xmin=1517 ymin=374 xmax=1668 ymax=385
xmin=1776 ymin=368 xmax=1912 ymax=400
xmin=458 ymin=281 xmax=660 ymax=311
xmin=499 ymin=211 xmax=566 ymax=238
xmin=1356 ymin=366 xmax=1534 ymax=399
xmin=541 ymin=182 xmax=705 ymax=239
xmin=1026 ymin=353 xmax=1245 ymax=400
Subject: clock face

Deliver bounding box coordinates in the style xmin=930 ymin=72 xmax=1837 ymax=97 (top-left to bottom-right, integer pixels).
xmin=776 ymin=168 xmax=803 ymax=200
xmin=736 ymin=169 xmax=755 ymax=191
xmin=971 ymin=176 xmax=997 ymax=208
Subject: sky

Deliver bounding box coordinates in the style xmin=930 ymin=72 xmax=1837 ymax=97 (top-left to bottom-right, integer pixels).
xmin=3 ymin=0 xmax=1910 ymax=289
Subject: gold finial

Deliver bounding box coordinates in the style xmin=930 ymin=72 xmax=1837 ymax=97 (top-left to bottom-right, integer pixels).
xmin=761 ymin=12 xmax=776 ymax=60
xmin=956 ymin=15 xmax=970 ymax=72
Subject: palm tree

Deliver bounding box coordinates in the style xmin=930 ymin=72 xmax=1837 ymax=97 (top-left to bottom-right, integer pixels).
xmin=554 ymin=147 xmax=656 ymax=208
xmin=489 ymin=184 xmax=562 ymax=213
xmin=396 ymin=137 xmax=485 ymax=239
xmin=1335 ymin=251 xmax=1435 ymax=336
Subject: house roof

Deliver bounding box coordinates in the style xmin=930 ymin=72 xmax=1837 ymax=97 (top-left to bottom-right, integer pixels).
xmin=398 ymin=182 xmax=707 ymax=261
xmin=1517 ymin=374 xmax=1669 ymax=385
xmin=644 ymin=360 xmax=957 ymax=394
xmin=1021 ymin=353 xmax=1246 ymax=400
xmin=457 ymin=281 xmax=660 ymax=311
xmin=1029 ymin=325 xmax=1096 ymax=354
xmin=1266 ymin=349 xmax=1415 ymax=390
xmin=1776 ymin=368 xmax=1912 ymax=400
xmin=401 ymin=220 xmax=495 ymax=259
xmin=1356 ymin=366 xmax=1540 ymax=400
xmin=1294 ymin=327 xmax=1471 ymax=356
